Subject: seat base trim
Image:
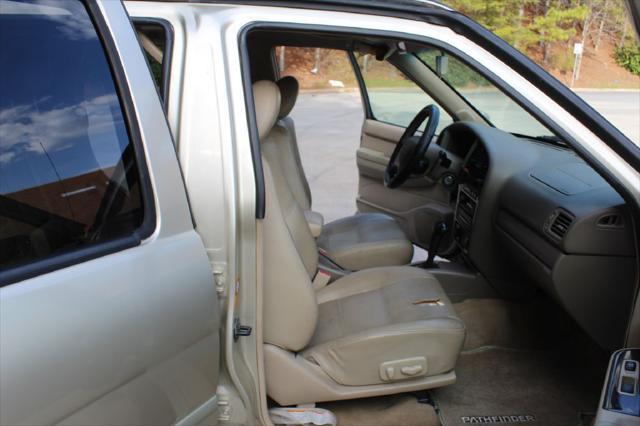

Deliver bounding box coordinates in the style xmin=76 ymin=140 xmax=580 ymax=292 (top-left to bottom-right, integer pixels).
xmin=264 ymin=344 xmax=456 ymax=406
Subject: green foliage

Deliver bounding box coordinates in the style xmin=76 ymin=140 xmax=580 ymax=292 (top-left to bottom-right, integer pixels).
xmin=530 ymin=4 xmax=588 ymax=47
xmin=443 ymin=0 xmax=638 ymax=80
xmin=614 ymin=44 xmax=640 ymax=76
xmin=445 ymin=1 xmax=585 ymax=49
xmin=549 ymin=47 xmax=576 ymax=73
xmin=446 ymin=0 xmax=535 ymax=46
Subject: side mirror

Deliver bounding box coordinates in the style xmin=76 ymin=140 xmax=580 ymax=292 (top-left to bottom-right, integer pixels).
xmin=436 ymin=54 xmax=448 ymax=77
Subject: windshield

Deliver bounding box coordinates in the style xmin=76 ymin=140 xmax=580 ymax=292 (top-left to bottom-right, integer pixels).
xmin=416 ymin=48 xmax=556 ymax=139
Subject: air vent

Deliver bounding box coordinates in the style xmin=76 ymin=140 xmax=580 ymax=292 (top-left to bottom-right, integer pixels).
xmin=547 ymin=210 xmax=574 ymax=240
xmin=597 ymin=213 xmax=624 ymax=228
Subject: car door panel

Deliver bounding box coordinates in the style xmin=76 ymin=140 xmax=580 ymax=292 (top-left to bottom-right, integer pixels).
xmin=1 ymin=233 xmax=219 ymax=426
xmin=357 ymin=119 xmax=452 ymax=248
xmin=0 ymin=1 xmax=220 ymax=424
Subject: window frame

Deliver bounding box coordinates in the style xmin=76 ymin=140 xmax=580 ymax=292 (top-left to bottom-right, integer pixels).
xmin=0 ymin=0 xmax=157 ymax=287
xmin=348 ymin=50 xmax=374 ymax=119
xmin=132 ymin=17 xmax=174 ymax=112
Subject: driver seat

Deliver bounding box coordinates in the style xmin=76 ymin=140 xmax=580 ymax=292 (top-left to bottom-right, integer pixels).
xmin=264 ymin=76 xmax=413 ymax=271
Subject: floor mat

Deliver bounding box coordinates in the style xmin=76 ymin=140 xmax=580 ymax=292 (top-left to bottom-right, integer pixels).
xmin=453 ymin=299 xmax=545 ymax=351
xmin=433 ymin=348 xmax=601 ymax=426
xmin=320 ymin=393 xmax=440 ymax=426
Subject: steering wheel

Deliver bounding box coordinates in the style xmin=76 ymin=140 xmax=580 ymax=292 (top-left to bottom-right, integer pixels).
xmin=384 ymin=104 xmax=440 ymax=188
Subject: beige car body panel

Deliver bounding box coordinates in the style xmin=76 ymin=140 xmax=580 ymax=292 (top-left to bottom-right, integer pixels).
xmin=0 ymin=1 xmax=221 ymax=425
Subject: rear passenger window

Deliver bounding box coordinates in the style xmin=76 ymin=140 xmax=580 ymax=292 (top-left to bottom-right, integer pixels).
xmin=135 ymin=22 xmax=170 ymax=103
xmin=0 ymin=0 xmax=147 ymax=271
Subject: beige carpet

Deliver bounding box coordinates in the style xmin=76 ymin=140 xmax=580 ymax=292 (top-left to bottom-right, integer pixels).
xmin=320 ymin=393 xmax=440 ymax=426
xmin=432 ymin=348 xmax=603 ymax=426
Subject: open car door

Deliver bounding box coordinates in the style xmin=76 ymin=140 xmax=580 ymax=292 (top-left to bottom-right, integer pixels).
xmin=351 ymin=50 xmax=459 ymax=252
xmin=351 ymin=47 xmax=489 ymax=253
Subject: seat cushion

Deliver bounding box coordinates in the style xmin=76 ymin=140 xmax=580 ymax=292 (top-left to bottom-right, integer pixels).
xmin=317 ymin=213 xmax=413 ymax=271
xmin=302 ymin=267 xmax=465 ymax=386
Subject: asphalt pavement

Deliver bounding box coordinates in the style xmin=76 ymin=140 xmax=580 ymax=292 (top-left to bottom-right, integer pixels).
xmin=290 ymin=90 xmax=640 ymax=223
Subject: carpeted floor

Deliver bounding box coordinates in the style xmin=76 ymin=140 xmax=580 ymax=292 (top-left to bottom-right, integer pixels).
xmin=432 ymin=347 xmax=603 ymax=426
xmin=453 ymin=298 xmax=545 ymax=351
xmin=320 ymin=393 xmax=440 ymax=426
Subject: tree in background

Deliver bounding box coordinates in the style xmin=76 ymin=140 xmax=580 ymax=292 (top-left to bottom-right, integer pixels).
xmin=447 ymin=0 xmax=586 ymax=61
xmin=531 ymin=0 xmax=587 ymax=64
xmin=443 ymin=0 xmax=535 ymax=47
xmin=278 ymin=0 xmax=639 ymax=89
xmin=445 ymin=0 xmax=639 ymax=80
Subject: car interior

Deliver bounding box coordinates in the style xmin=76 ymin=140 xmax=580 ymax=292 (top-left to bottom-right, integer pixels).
xmin=243 ymin=28 xmax=638 ymax=425
xmin=133 ymin=22 xmax=638 ymax=425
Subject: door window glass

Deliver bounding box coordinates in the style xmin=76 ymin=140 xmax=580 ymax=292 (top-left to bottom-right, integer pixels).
xmin=0 ymin=0 xmax=146 ymax=271
xmin=355 ymin=53 xmax=453 ymax=132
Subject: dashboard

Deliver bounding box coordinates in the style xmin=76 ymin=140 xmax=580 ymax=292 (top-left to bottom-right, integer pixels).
xmin=436 ymin=122 xmax=637 ymax=350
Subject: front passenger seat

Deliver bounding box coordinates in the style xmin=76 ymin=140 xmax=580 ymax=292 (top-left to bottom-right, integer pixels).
xmin=265 ymin=76 xmax=413 ymax=271
xmin=255 ymin=80 xmax=465 ymax=406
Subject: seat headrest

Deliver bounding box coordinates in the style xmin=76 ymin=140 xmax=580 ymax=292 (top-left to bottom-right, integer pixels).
xmin=253 ymin=80 xmax=281 ymax=140
xmin=276 ymin=76 xmax=299 ymax=119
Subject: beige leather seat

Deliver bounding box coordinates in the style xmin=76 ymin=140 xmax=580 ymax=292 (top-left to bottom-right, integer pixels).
xmin=266 ymin=76 xmax=413 ymax=271
xmin=255 ymin=80 xmax=465 ymax=405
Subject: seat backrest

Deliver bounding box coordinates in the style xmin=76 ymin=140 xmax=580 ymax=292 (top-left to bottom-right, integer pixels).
xmin=253 ymin=80 xmax=318 ymax=352
xmin=269 ymin=76 xmax=312 ymax=211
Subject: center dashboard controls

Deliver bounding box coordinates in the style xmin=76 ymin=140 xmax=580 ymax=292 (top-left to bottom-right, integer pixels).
xmin=452 ymin=140 xmax=488 ymax=254
xmin=442 ymin=172 xmax=456 ymax=189
xmin=438 ymin=150 xmax=452 ymax=168
xmin=453 ymin=184 xmax=478 ymax=252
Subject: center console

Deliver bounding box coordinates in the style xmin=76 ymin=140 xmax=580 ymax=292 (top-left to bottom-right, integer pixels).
xmin=453 ymin=184 xmax=478 ymax=252
xmin=453 ymin=143 xmax=487 ymax=253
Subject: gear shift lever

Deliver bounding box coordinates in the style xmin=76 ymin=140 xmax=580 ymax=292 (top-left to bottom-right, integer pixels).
xmin=423 ymin=221 xmax=448 ymax=268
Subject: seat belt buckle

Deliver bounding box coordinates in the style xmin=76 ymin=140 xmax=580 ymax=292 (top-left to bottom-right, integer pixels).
xmin=312 ymin=269 xmax=331 ymax=290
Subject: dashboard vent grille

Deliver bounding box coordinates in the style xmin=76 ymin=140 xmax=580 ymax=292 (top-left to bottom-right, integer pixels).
xmin=548 ymin=210 xmax=573 ymax=240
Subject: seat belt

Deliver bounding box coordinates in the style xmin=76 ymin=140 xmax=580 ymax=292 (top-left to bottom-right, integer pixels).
xmin=312 ymin=269 xmax=331 ymax=291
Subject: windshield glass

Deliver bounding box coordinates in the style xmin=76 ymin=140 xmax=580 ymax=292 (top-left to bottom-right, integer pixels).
xmin=417 ymin=48 xmax=555 ymax=139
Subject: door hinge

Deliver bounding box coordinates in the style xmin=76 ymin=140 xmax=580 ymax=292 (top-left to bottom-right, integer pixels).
xmin=233 ymin=318 xmax=252 ymax=340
